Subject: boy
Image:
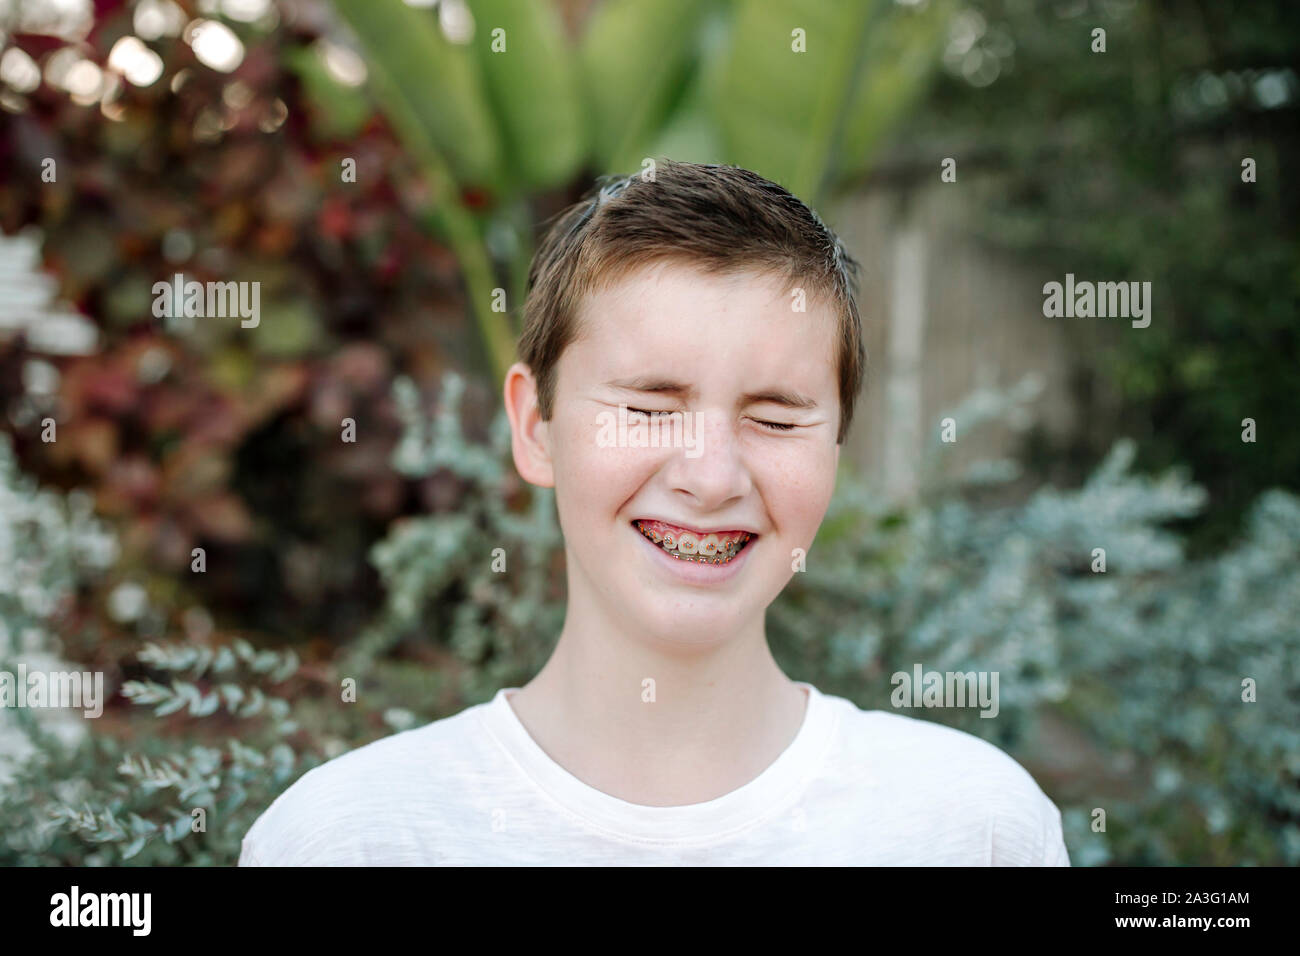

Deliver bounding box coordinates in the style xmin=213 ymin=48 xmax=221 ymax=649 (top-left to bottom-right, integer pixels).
xmin=240 ymin=160 xmax=1070 ymax=866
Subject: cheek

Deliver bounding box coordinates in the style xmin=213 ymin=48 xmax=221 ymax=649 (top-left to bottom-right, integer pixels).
xmin=551 ymin=412 xmax=653 ymax=508
xmin=761 ymin=441 xmax=838 ymax=533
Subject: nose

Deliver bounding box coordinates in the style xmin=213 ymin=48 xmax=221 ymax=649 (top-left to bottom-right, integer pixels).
xmin=659 ymin=408 xmax=754 ymax=510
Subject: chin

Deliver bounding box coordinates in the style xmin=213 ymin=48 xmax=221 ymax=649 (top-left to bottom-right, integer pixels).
xmin=627 ymin=591 xmax=760 ymax=647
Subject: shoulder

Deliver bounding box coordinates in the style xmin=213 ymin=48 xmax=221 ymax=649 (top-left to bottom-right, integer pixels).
xmin=825 ymin=697 xmax=1070 ymax=865
xmin=848 ymin=706 xmax=1043 ymax=788
xmin=239 ymin=702 xmax=488 ymax=866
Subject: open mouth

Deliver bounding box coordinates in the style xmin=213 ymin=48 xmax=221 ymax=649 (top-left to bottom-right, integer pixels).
xmin=632 ymin=519 xmax=755 ymax=565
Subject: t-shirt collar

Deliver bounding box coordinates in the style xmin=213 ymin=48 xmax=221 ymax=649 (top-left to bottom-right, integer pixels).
xmin=477 ymin=681 xmax=838 ymax=844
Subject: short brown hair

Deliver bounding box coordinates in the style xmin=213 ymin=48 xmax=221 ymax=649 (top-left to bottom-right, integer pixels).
xmin=517 ymin=159 xmax=865 ymax=444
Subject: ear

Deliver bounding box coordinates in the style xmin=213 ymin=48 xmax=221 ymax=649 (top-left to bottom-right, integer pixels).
xmin=504 ymin=362 xmax=555 ymax=488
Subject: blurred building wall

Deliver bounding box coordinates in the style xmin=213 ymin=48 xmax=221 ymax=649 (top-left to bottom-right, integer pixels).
xmin=836 ymin=179 xmax=1094 ymax=500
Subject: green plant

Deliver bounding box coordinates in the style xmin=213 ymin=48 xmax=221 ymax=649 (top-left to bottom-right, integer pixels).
xmin=330 ymin=0 xmax=952 ymax=383
xmin=0 ymin=639 xmax=314 ymax=865
xmin=344 ymin=372 xmax=564 ymax=703
xmin=0 ymin=432 xmax=117 ymax=789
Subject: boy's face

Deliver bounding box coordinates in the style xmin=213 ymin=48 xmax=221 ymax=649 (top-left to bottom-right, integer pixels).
xmin=507 ymin=259 xmax=842 ymax=648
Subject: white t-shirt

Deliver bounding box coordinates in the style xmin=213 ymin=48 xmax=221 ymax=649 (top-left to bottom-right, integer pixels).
xmin=240 ymin=681 xmax=1070 ymax=866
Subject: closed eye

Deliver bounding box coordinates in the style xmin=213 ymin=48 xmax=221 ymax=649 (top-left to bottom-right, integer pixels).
xmin=627 ymin=407 xmax=796 ymax=432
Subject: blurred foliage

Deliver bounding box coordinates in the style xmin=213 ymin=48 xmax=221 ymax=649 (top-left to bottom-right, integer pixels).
xmin=0 ymin=1 xmax=485 ymax=649
xmin=331 ymin=0 xmax=953 ymax=380
xmin=0 ymin=430 xmax=117 ymax=792
xmin=900 ymin=0 xmax=1300 ymax=551
xmin=0 ymin=425 xmax=407 ymax=865
xmin=3 ymin=379 xmax=1295 ymax=865
xmin=342 ymin=371 xmax=564 ymax=701
xmin=3 ymin=636 xmax=314 ymax=865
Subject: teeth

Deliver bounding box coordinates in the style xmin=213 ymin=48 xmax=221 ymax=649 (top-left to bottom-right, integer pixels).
xmin=636 ymin=521 xmax=751 ymax=564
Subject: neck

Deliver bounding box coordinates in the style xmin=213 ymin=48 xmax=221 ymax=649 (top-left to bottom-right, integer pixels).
xmin=507 ymin=588 xmax=808 ymax=806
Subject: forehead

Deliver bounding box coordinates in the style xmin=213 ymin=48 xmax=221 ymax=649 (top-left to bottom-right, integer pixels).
xmin=565 ymin=260 xmax=839 ymax=388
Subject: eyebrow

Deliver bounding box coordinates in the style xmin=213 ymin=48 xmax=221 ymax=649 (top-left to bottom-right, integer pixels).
xmin=604 ymin=376 xmax=820 ymax=411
